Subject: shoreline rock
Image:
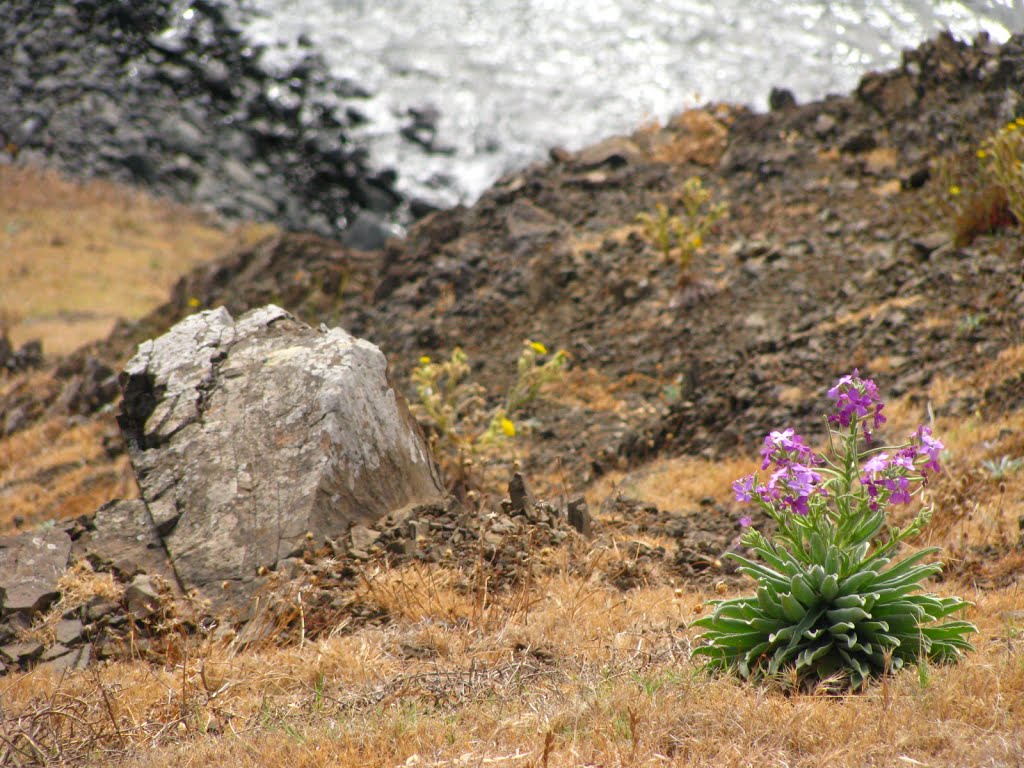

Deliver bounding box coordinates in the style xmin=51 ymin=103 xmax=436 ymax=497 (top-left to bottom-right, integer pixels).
xmin=0 ymin=0 xmax=411 ymax=239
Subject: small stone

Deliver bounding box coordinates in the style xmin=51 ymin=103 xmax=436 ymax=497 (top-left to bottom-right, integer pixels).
xmin=909 ymin=232 xmax=948 ymax=259
xmin=55 ymin=618 xmax=84 ymax=645
xmin=508 ymin=473 xmax=534 ymax=516
xmin=840 ymin=130 xmax=876 ymax=154
xmin=567 ymin=496 xmax=592 ymax=537
xmin=75 ymin=643 xmax=92 ymax=670
xmin=85 ymin=597 xmax=119 ymax=622
xmin=124 ymin=575 xmax=161 ymax=620
xmin=813 ymin=113 xmax=837 ymax=137
xmin=276 ymin=558 xmax=305 ymax=580
xmin=386 ymin=539 xmax=416 ymax=556
xmin=0 ymin=641 xmax=43 ymax=664
xmin=39 ymin=643 xmax=70 ymax=662
xmin=574 ymin=136 xmax=643 ymax=168
xmin=36 ymin=645 xmax=83 ymax=674
xmin=349 ymin=525 xmax=381 ymax=554
xmin=768 ymin=87 xmax=797 ymax=111
xmin=0 ymin=529 xmax=72 ymax=617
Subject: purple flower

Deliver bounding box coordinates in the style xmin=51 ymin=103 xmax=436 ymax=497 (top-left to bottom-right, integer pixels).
xmin=827 ymin=370 xmax=887 ymax=441
xmin=861 ymin=452 xmax=890 ymax=476
xmin=893 ymin=448 xmax=917 ymax=471
xmin=767 ymin=463 xmax=823 ymax=516
xmin=739 ymin=515 xmax=753 ymax=528
xmin=759 ymin=428 xmax=818 ymax=470
xmin=733 ymin=474 xmax=757 ymax=503
xmin=887 ymin=475 xmax=912 ymax=504
xmin=860 ymin=451 xmax=917 ymax=508
xmin=913 ymin=425 xmax=943 ymax=474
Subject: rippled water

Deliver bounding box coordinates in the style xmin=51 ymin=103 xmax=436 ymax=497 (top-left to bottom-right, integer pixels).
xmin=237 ymin=0 xmax=1024 ymax=207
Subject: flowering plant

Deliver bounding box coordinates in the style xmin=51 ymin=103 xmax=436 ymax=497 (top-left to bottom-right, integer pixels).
xmin=692 ymin=372 xmax=976 ymax=690
xmin=635 ymin=176 xmax=727 ymax=282
xmin=410 ymin=340 xmax=568 ymax=493
xmin=976 ymin=117 xmax=1024 ymax=228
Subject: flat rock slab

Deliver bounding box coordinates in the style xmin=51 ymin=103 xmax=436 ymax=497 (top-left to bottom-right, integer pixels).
xmin=0 ymin=529 xmax=72 ymax=617
xmin=77 ymin=499 xmax=179 ymax=588
xmin=119 ymin=305 xmax=443 ymax=611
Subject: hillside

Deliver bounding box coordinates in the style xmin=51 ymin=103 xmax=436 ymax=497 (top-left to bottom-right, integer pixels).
xmin=1 ymin=30 xmax=1023 ymax=768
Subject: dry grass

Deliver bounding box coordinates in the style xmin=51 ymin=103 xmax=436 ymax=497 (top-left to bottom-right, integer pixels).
xmin=1 ymin=568 xmax=1021 ymax=768
xmin=3 ymin=297 xmax=1022 ymax=768
xmin=4 ymin=161 xmax=1024 ymax=767
xmin=585 ymin=454 xmax=757 ymax=515
xmin=0 ymin=415 xmax=136 ymax=531
xmin=0 ymin=164 xmax=273 ymax=355
xmin=4 ymin=381 xmax=1023 ymax=767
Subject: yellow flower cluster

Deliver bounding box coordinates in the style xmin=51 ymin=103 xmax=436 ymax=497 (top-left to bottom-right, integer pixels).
xmin=409 ymin=339 xmax=568 ymax=491
xmin=975 ymin=116 xmax=1024 ymax=226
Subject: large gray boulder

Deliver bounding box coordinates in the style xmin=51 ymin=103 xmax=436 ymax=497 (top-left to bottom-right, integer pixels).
xmin=118 ymin=305 xmax=443 ymax=609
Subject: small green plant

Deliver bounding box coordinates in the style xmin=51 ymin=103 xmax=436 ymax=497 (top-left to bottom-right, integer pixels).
xmin=956 ymin=312 xmax=986 ymax=335
xmin=411 ymin=340 xmax=568 ymax=492
xmin=692 ymin=371 xmax=976 ymax=691
xmin=635 ymin=176 xmax=727 ymax=283
xmin=981 ymin=454 xmax=1023 ymax=480
xmin=939 ymin=118 xmax=1024 ymax=246
xmin=976 ymin=117 xmax=1024 ymax=226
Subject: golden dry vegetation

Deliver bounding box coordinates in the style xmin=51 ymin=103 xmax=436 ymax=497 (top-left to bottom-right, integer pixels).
xmin=0 ymin=164 xmax=273 ymax=356
xmin=0 ymin=411 xmax=136 ymax=531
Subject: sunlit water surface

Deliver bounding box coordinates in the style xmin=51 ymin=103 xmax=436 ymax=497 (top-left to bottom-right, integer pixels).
xmin=235 ymin=0 xmax=1024 ymax=206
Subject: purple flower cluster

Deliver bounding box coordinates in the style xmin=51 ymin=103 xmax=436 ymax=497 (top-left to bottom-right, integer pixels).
xmin=827 ymin=369 xmax=886 ymax=441
xmin=859 ymin=426 xmax=944 ymax=510
xmin=734 ymin=427 xmax=825 ymax=517
xmin=759 ymin=429 xmax=819 ymax=470
xmin=913 ymin=425 xmax=943 ymax=474
xmin=733 ymin=374 xmax=946 ymax=527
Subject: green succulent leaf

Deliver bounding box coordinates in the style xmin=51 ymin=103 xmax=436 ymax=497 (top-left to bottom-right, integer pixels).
xmin=819 ymin=573 xmax=840 ymax=601
xmin=790 ymin=574 xmax=818 ymax=607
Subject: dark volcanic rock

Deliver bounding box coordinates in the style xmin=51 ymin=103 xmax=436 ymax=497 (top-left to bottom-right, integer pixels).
xmin=0 ymin=0 xmax=404 ymax=237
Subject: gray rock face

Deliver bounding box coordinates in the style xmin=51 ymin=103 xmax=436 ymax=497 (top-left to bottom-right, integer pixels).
xmin=0 ymin=529 xmax=72 ymax=618
xmin=119 ymin=305 xmax=443 ymax=608
xmin=79 ymin=499 xmax=177 ymax=585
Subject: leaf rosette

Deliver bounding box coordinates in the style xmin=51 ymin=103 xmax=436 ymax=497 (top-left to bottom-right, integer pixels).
xmin=692 ymin=371 xmax=976 ymax=690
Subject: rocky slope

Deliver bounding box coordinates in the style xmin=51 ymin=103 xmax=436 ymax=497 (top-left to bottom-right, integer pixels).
xmin=18 ymin=31 xmax=1019 ymax=480
xmin=1 ymin=29 xmax=1024 ymax=674
xmin=0 ymin=0 xmax=415 ymax=245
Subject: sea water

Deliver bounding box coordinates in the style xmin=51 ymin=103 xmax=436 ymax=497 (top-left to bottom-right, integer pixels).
xmin=237 ymin=0 xmax=1024 ymax=207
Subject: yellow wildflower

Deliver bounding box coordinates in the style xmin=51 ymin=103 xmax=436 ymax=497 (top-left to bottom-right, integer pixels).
xmin=500 ymin=417 xmax=516 ymax=437
xmin=949 ymin=185 xmax=961 ymax=197
xmin=976 ymin=149 xmax=988 ymax=159
xmin=419 ymin=355 xmax=431 ymax=366
xmin=528 ymin=340 xmax=548 ymax=355
xmin=187 ymin=297 xmax=201 ymax=308
xmin=690 ymin=234 xmax=703 ymax=249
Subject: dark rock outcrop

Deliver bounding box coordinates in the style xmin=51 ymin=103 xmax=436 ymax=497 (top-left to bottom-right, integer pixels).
xmin=0 ymin=0 xmax=402 ymax=237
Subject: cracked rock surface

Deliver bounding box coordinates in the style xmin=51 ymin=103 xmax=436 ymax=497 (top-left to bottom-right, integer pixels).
xmin=118 ymin=305 xmax=443 ymax=612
